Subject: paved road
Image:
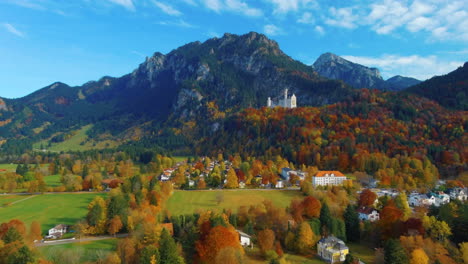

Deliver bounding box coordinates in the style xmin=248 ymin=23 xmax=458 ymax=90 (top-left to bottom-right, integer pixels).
xmin=35 ymin=234 xmax=128 ymax=247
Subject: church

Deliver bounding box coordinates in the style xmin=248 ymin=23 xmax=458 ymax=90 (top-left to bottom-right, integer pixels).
xmin=267 ymin=89 xmax=297 ymax=108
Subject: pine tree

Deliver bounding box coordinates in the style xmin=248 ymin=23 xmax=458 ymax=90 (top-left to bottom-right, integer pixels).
xmin=159 ymin=228 xmax=182 ymax=264
xmin=384 ymin=239 xmax=408 ymax=264
xmin=344 ymin=205 xmax=360 ymax=242
xmin=320 ymin=202 xmax=332 ymax=235
xmin=140 ymin=245 xmax=160 ymax=264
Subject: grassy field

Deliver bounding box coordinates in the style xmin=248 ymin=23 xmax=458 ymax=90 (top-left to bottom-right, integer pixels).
xmin=0 ymin=195 xmax=31 ymax=205
xmin=0 ymin=164 xmax=17 ymax=172
xmin=284 ymin=254 xmax=327 ymax=264
xmin=44 ymin=174 xmax=62 ymax=188
xmin=39 ymin=239 xmax=118 ymax=263
xmin=0 ymin=193 xmax=106 ymax=233
xmin=166 ymin=190 xmax=303 ymax=215
xmin=33 ymin=125 xmax=119 ymax=152
xmin=348 ymin=243 xmax=376 ymax=264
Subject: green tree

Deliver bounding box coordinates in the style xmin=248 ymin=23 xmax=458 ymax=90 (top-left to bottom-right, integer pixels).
xmin=3 ymin=227 xmax=22 ymax=244
xmin=344 ymin=205 xmax=360 ymax=242
xmin=7 ymin=245 xmax=35 ymax=264
xmin=320 ymin=202 xmax=332 ymax=235
xmin=384 ymin=239 xmax=408 ymax=264
xmin=159 ymin=228 xmax=183 ymax=264
xmin=140 ymin=245 xmax=160 ymax=264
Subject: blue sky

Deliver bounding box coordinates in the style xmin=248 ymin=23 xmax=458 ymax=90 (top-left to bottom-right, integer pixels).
xmin=1 ymin=0 xmax=467 ymax=98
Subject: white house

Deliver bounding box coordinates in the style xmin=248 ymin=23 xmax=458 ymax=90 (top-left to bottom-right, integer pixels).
xmin=237 ymin=230 xmax=252 ymax=247
xmin=275 ymin=180 xmax=285 ymax=189
xmin=312 ymin=171 xmax=347 ymax=187
xmin=448 ymin=187 xmax=467 ymax=201
xmin=357 ymin=207 xmax=380 ymax=222
xmin=48 ymin=224 xmax=68 ymax=237
xmin=434 ymin=192 xmax=450 ymax=206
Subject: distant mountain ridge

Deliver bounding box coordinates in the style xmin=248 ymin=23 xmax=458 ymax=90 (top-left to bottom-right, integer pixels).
xmin=313 ymin=52 xmax=421 ymax=91
xmin=0 ymin=32 xmax=353 ymax=153
xmin=406 ymin=62 xmax=468 ymax=110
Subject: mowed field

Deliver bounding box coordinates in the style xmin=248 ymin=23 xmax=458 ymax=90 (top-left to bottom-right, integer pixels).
xmin=167 ymin=190 xmax=303 ymax=215
xmin=0 ymin=193 xmax=106 ymax=233
xmin=39 ymin=239 xmax=118 ymax=263
xmin=0 ymin=164 xmax=17 ymax=172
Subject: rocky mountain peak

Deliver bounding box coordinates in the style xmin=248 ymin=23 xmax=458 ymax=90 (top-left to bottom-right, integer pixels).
xmin=313 ymin=52 xmax=387 ymax=90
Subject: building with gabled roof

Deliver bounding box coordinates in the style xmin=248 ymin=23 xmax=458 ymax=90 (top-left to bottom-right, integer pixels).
xmin=312 ymin=171 xmax=347 ymax=187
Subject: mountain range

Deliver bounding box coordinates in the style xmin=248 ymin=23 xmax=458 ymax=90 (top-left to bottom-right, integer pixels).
xmin=0 ymin=32 xmax=466 ymax=157
xmin=313 ymin=52 xmax=421 ymax=91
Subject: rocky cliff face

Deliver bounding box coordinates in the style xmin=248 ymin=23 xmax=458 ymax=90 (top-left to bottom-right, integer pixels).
xmin=313 ymin=53 xmax=422 ymax=91
xmin=313 ymin=52 xmax=387 ymax=90
xmin=0 ymin=32 xmax=353 ymax=145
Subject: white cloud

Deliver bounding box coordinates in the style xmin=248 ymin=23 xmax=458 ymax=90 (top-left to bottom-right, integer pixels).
xmin=107 ymin=0 xmax=135 ymax=11
xmin=363 ymin=0 xmax=468 ymax=41
xmin=342 ymin=54 xmax=464 ymax=80
xmin=314 ymin=25 xmax=324 ymax=35
xmin=200 ymin=0 xmax=262 ymax=16
xmin=153 ymin=1 xmax=182 ymax=16
xmin=202 ymin=0 xmax=222 ymax=12
xmin=263 ymin=24 xmax=282 ymax=36
xmin=3 ymin=23 xmax=25 ymax=38
xmin=5 ymin=0 xmax=45 ymax=10
xmin=325 ymin=7 xmax=357 ymax=29
xmin=156 ymin=19 xmax=196 ymax=28
xmin=297 ymin=12 xmax=314 ymax=24
xmin=225 ymin=0 xmax=262 ymax=16
xmin=265 ymin=0 xmax=316 ymax=14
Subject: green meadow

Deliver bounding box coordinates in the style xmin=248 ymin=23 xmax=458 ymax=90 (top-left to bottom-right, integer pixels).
xmin=166 ymin=190 xmax=303 ymax=216
xmin=33 ymin=124 xmax=119 ymax=152
xmin=0 ymin=193 xmax=106 ymax=233
xmin=39 ymin=239 xmax=118 ymax=263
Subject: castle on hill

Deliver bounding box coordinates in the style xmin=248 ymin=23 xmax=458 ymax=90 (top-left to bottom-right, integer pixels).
xmin=267 ymin=89 xmax=297 ymax=108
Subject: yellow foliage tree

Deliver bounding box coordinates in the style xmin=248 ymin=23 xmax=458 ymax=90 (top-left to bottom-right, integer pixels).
xmin=410 ymin=248 xmax=429 ymax=264
xmin=225 ymin=168 xmax=239 ymax=189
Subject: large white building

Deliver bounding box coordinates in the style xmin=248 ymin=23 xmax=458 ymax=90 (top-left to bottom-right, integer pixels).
xmin=312 ymin=171 xmax=347 ymax=187
xmin=267 ymin=89 xmax=297 ymax=108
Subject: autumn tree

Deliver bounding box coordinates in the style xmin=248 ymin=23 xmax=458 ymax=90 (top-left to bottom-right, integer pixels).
xmin=301 ymin=196 xmax=321 ymax=218
xmin=29 ymin=221 xmax=42 ymax=242
xmin=225 ymin=168 xmax=239 ymax=189
xmin=410 ymin=248 xmax=428 ymax=264
xmin=296 ymin=222 xmax=315 ymax=254
xmin=359 ymin=189 xmax=377 ymax=207
xmin=395 ymin=193 xmax=411 ymax=220
xmin=108 ymin=216 xmax=123 ymax=237
xmin=258 ymin=229 xmax=275 ymax=255
xmin=86 ymin=196 xmax=107 ymax=234
xmin=422 ymin=216 xmax=451 ymax=242
xmin=196 ymin=225 xmax=243 ymax=264
xmin=117 ymin=238 xmax=137 ymax=264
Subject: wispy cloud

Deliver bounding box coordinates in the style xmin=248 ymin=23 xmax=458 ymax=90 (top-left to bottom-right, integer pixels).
xmin=200 ymin=0 xmax=262 ymax=16
xmin=263 ymin=24 xmax=282 ymax=36
xmin=265 ymin=0 xmax=317 ymax=14
xmin=5 ymin=0 xmax=46 ymax=10
xmin=3 ymin=23 xmax=25 ymax=38
xmin=325 ymin=7 xmax=358 ymax=29
xmin=107 ymin=0 xmax=135 ymax=11
xmin=314 ymin=25 xmax=325 ymax=35
xmin=297 ymin=12 xmax=314 ymax=24
xmin=321 ymin=0 xmax=468 ymax=42
xmin=153 ymin=1 xmax=182 ymax=16
xmin=156 ymin=19 xmax=197 ymax=28
xmin=342 ymin=54 xmax=464 ymax=80
xmin=131 ymin=50 xmax=146 ymax=57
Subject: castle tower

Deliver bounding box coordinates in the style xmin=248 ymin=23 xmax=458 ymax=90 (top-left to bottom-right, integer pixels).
xmin=291 ymin=94 xmax=297 ymax=108
xmin=284 ymin=89 xmax=288 ymax=108
xmin=267 ymin=97 xmax=272 ymax=107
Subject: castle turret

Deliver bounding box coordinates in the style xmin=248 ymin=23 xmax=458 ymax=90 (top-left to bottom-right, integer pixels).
xmin=291 ymin=94 xmax=297 ymax=108
xmin=284 ymin=89 xmax=288 ymax=108
xmin=267 ymin=97 xmax=272 ymax=107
